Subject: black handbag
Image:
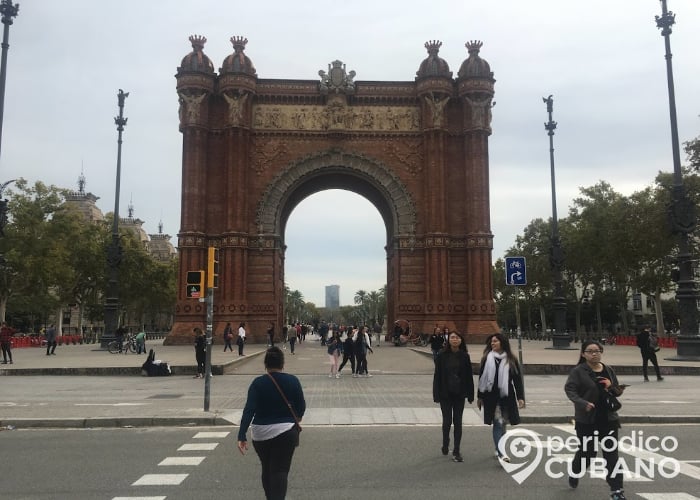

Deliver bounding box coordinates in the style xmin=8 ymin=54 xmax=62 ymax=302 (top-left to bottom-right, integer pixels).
xmin=604 ymin=391 xmax=622 ymax=412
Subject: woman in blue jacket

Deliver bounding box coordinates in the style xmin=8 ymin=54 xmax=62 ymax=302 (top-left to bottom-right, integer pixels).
xmin=237 ymin=347 xmax=306 ymax=500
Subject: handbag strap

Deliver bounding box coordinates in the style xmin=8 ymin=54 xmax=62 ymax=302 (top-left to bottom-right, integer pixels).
xmin=266 ymin=372 xmax=302 ymax=429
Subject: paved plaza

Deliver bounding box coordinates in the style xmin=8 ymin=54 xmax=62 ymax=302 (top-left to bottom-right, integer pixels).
xmin=1 ymin=337 xmax=699 ymax=428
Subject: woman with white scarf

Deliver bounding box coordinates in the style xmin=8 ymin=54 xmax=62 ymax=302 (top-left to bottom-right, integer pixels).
xmin=477 ymin=333 xmax=525 ymax=462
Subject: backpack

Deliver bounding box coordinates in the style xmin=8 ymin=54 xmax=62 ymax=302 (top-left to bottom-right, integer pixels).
xmin=648 ymin=333 xmax=660 ymax=352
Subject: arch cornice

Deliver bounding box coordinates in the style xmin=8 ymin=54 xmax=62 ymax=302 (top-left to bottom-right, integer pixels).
xmin=255 ymin=149 xmax=416 ymax=241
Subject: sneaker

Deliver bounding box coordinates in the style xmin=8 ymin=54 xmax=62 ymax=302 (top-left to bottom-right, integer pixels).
xmin=610 ymin=490 xmax=626 ymax=500
xmin=335 ymin=373 xmax=341 ymax=379
xmin=441 ymin=446 xmax=449 ymax=456
xmin=500 ymin=455 xmax=511 ymax=463
xmin=568 ymin=476 xmax=578 ymax=489
xmin=366 ymin=373 xmax=373 ymax=377
xmin=452 ymin=453 xmax=463 ymax=463
xmin=657 ymin=376 xmax=664 ymax=381
xmin=328 ymin=374 xmax=333 ymax=378
xmin=352 ymin=374 xmax=358 ymax=378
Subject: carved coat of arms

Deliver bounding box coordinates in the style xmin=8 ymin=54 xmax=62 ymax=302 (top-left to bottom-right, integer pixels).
xmin=319 ymin=60 xmax=356 ymax=95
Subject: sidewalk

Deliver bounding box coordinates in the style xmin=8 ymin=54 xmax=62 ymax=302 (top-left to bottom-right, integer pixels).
xmin=1 ymin=338 xmax=699 ymax=429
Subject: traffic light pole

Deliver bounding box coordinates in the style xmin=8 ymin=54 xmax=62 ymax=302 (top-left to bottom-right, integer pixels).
xmin=203 ymin=286 xmax=213 ymax=411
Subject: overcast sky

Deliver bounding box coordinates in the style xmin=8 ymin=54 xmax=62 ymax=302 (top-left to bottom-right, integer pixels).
xmin=2 ymin=1 xmax=699 ymax=306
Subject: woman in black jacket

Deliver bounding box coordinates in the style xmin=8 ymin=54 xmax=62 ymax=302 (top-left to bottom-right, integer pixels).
xmin=564 ymin=340 xmax=627 ymax=500
xmin=477 ymin=333 xmax=525 ymax=462
xmin=433 ymin=331 xmax=474 ymax=462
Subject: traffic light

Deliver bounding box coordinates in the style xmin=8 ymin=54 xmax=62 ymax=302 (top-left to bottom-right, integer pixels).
xmin=207 ymin=247 xmax=219 ymax=289
xmin=186 ymin=270 xmax=205 ymax=299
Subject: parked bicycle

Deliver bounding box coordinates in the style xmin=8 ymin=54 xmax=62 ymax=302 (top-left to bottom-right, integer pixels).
xmin=108 ymin=333 xmax=137 ymax=354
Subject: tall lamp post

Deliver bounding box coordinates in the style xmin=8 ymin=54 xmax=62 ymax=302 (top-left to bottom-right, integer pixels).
xmin=0 ymin=0 xmax=18 ymax=162
xmin=101 ymin=89 xmax=129 ymax=348
xmin=656 ymin=0 xmax=700 ymax=359
xmin=543 ymin=95 xmax=570 ymax=349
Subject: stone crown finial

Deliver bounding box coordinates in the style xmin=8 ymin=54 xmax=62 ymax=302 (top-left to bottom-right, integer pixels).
xmin=231 ymin=36 xmax=248 ymax=52
xmin=424 ymin=40 xmax=442 ymax=53
xmin=465 ymin=40 xmax=483 ymax=53
xmin=189 ymin=35 xmax=207 ymax=51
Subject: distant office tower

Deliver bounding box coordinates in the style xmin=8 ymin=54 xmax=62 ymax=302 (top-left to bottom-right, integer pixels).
xmin=325 ymin=285 xmax=340 ymax=309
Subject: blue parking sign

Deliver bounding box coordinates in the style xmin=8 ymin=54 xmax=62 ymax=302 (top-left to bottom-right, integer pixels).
xmin=505 ymin=257 xmax=527 ymax=286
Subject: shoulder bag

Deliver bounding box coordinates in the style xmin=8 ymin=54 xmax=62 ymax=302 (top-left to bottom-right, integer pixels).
xmin=266 ymin=372 xmax=302 ymax=433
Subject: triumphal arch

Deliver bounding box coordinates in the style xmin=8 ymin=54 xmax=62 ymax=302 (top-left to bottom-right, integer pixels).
xmin=167 ymin=35 xmax=498 ymax=344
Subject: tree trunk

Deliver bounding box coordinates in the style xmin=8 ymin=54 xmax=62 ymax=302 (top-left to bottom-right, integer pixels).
xmin=596 ymin=301 xmax=603 ymax=338
xmin=539 ymin=304 xmax=548 ymax=339
xmin=0 ymin=295 xmax=7 ymax=323
xmin=654 ymin=288 xmax=665 ymax=335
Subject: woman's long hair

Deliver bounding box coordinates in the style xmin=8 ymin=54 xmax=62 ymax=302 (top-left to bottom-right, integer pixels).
xmin=481 ymin=333 xmax=518 ymax=367
xmin=441 ymin=331 xmax=466 ymax=352
xmin=577 ymin=340 xmax=603 ymax=365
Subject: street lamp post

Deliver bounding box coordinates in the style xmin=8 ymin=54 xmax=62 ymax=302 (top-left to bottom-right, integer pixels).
xmin=0 ymin=0 xmax=18 ymax=163
xmin=101 ymin=89 xmax=129 ymax=348
xmin=543 ymin=95 xmax=570 ymax=349
xmin=656 ymin=0 xmax=700 ymax=359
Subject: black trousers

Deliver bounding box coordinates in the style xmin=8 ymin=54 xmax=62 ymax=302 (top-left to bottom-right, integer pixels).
xmin=1 ymin=341 xmax=12 ymax=362
xmin=238 ymin=339 xmax=245 ymax=355
xmin=641 ymin=349 xmax=661 ymax=379
xmin=355 ymin=352 xmax=367 ymax=374
xmin=338 ymin=353 xmax=355 ymax=373
xmin=195 ymin=351 xmax=205 ymax=375
xmin=439 ymin=395 xmax=465 ymax=452
xmin=223 ymin=338 xmax=233 ymax=352
xmin=252 ymin=428 xmax=299 ymax=500
xmin=571 ymin=423 xmax=623 ymax=491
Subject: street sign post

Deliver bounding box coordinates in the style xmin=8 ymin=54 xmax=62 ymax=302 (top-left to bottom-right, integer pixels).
xmin=505 ymin=256 xmax=527 ymax=365
xmin=505 ymin=256 xmax=527 ymax=286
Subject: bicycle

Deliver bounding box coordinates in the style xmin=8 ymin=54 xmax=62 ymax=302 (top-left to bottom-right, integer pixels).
xmin=108 ymin=334 xmax=137 ymax=354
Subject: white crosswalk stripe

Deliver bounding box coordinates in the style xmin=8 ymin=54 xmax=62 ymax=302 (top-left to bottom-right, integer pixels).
xmin=192 ymin=431 xmax=229 ymax=439
xmin=158 ymin=456 xmax=206 ymax=466
xmin=177 ymin=442 xmax=218 ymax=451
xmin=132 ymin=474 xmax=188 ymax=486
xmin=638 ymin=494 xmax=700 ymax=500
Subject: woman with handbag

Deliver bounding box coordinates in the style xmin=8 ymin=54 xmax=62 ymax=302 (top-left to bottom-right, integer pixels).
xmin=238 ymin=346 xmax=305 ymax=500
xmin=564 ymin=340 xmax=627 ymax=500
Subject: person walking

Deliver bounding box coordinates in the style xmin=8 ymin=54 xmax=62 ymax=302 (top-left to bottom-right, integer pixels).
xmin=237 ymin=322 xmax=247 ymax=356
xmin=564 ymin=340 xmax=627 ymax=500
xmin=338 ymin=329 xmax=356 ymax=376
xmin=238 ymin=347 xmax=305 ymax=500
xmin=0 ymin=321 xmax=15 ymax=363
xmin=223 ymin=322 xmax=234 ymax=352
xmin=288 ymin=325 xmax=297 ymax=355
xmin=45 ymin=324 xmax=57 ymax=356
xmin=433 ymin=331 xmax=474 ymax=462
xmin=429 ymin=327 xmax=445 ymax=363
xmin=477 ymin=333 xmax=525 ymax=462
xmin=267 ymin=321 xmax=275 ymax=347
xmin=354 ymin=326 xmax=374 ymax=377
xmin=636 ymin=327 xmax=663 ymax=382
xmin=193 ymin=327 xmax=206 ymax=378
xmin=327 ymin=331 xmax=342 ymax=378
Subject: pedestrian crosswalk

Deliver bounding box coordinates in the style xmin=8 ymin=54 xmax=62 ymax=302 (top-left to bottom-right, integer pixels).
xmin=112 ymin=430 xmax=231 ymax=500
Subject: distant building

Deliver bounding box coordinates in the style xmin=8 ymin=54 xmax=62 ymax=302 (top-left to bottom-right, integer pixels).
xmin=325 ymin=285 xmax=340 ymax=309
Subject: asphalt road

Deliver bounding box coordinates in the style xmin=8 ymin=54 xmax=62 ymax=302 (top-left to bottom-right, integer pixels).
xmin=2 ymin=424 xmax=699 ymax=500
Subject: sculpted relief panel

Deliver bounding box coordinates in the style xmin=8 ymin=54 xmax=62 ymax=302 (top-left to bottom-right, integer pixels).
xmin=252 ymin=104 xmax=421 ymax=132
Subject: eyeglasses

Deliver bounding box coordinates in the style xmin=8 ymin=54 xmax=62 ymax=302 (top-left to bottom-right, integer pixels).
xmin=583 ymin=350 xmax=603 ymax=354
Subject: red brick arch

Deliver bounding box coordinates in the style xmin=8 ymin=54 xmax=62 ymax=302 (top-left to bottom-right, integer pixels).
xmin=166 ymin=38 xmax=499 ymax=344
